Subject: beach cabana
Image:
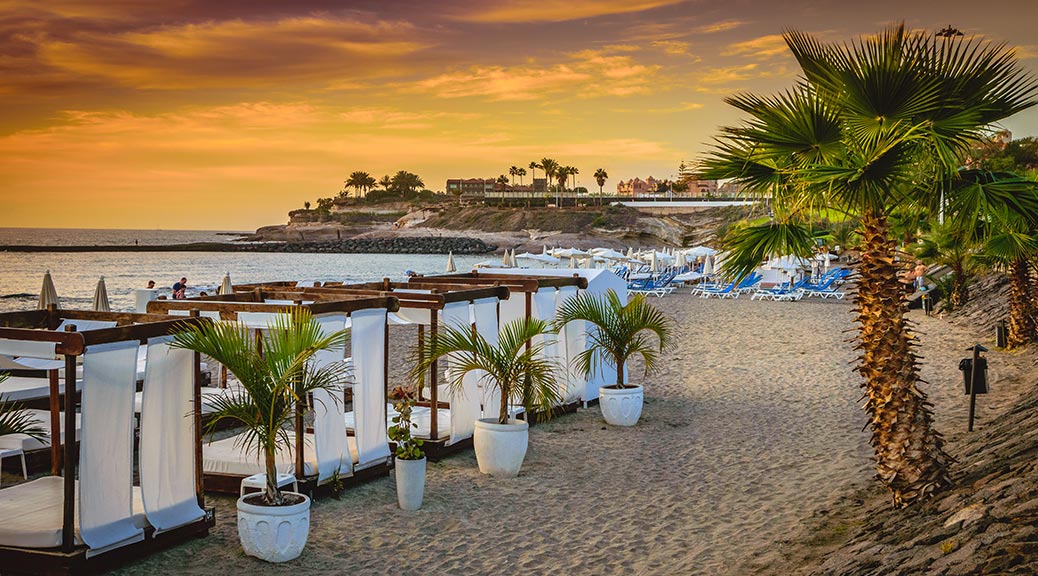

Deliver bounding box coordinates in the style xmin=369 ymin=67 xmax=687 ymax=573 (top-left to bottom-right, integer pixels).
xmin=0 ymin=308 xmax=214 ymax=574
xmin=147 ymin=294 xmax=400 ymax=493
xmin=231 ymin=281 xmax=510 ymax=458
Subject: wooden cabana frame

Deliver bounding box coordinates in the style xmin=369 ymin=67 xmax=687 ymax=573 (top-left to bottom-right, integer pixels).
xmin=0 ymin=309 xmax=215 ymax=575
xmin=146 ymin=294 xmax=400 ymax=494
xmin=226 ymin=281 xmax=511 ymax=459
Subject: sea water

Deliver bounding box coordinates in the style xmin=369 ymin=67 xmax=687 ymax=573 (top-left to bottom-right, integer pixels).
xmin=0 ymin=228 xmax=491 ymax=312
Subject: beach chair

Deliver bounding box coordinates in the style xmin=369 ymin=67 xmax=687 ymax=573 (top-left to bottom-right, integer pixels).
xmin=735 ymin=273 xmax=762 ymax=294
xmin=699 ymin=281 xmax=738 ymax=299
xmin=751 ymin=278 xmax=810 ymax=301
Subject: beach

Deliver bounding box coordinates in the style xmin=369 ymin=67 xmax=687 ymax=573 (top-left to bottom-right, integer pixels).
xmin=104 ymin=293 xmax=1033 ymax=576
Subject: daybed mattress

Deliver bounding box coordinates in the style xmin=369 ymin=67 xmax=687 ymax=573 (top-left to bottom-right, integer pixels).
xmin=344 ymin=405 xmax=452 ymax=440
xmin=0 ymin=376 xmax=79 ymax=403
xmin=0 ymin=409 xmax=81 ymax=452
xmin=203 ymin=433 xmax=359 ymax=477
xmin=133 ymin=385 xmax=244 ymax=415
xmin=0 ymin=476 xmax=146 ymax=549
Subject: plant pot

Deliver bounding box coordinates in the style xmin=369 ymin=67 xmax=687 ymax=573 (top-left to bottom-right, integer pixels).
xmin=473 ymin=418 xmax=529 ymax=478
xmin=236 ymin=492 xmax=311 ymax=563
xmin=395 ymin=456 xmax=427 ymax=511
xmin=599 ymin=384 xmax=644 ymax=426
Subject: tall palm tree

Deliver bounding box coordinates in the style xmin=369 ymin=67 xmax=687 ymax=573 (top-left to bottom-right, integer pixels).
xmin=554 ymin=291 xmax=671 ymax=388
xmin=391 ymin=171 xmax=425 ymax=196
xmin=171 ymin=310 xmax=349 ymax=504
xmin=975 ymin=208 xmax=1038 ymax=348
xmin=516 ymin=167 xmax=528 ymax=208
xmin=345 ymin=171 xmax=373 ymax=198
xmin=594 ymin=168 xmax=609 ymax=206
xmin=509 ymin=165 xmax=520 ymax=188
xmin=540 ymin=158 xmax=559 ymax=204
xmin=528 ymin=162 xmax=540 ymax=207
xmin=701 ymin=24 xmax=1038 ymax=507
xmin=410 ymin=318 xmax=561 ymax=424
xmin=913 ymin=221 xmax=980 ymax=310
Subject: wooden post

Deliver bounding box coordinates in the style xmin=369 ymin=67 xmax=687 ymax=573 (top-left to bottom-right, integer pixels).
xmin=190 ymin=310 xmax=205 ymax=507
xmin=61 ymin=325 xmax=76 ymax=553
xmin=384 ymin=313 xmax=390 ymax=427
xmin=48 ymin=369 xmax=62 ymax=475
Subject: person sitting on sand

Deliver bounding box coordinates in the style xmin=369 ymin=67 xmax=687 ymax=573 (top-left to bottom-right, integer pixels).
xmin=146 ymin=280 xmax=155 ymax=289
xmin=172 ymin=277 xmax=187 ymax=299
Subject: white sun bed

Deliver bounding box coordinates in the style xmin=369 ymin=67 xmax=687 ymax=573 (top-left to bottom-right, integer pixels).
xmin=0 ymin=376 xmax=80 ymax=403
xmin=345 ymin=404 xmax=453 ymax=440
xmin=202 ymin=432 xmax=362 ymax=478
xmin=133 ymin=385 xmax=244 ymax=415
xmin=0 ymin=409 xmax=81 ymax=453
xmin=0 ymin=477 xmax=147 ymax=549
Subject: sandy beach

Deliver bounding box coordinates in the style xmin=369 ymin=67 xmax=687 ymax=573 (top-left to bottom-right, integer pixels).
xmin=110 ymin=294 xmax=1032 ymax=576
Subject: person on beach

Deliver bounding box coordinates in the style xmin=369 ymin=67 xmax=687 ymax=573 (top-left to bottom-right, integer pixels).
xmin=913 ymin=260 xmax=927 ymax=290
xmin=146 ymin=280 xmax=155 ymax=289
xmin=172 ymin=277 xmax=187 ymax=299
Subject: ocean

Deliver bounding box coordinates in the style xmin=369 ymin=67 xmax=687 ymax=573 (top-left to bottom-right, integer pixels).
xmin=0 ymin=228 xmax=491 ymax=312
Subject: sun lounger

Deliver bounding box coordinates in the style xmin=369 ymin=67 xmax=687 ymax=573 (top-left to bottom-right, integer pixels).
xmin=0 ymin=409 xmax=80 ymax=453
xmin=202 ymin=432 xmax=363 ymax=478
xmin=0 ymin=477 xmax=147 ymax=549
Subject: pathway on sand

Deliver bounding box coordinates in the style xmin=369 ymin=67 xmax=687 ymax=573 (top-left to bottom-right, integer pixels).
xmin=116 ymin=296 xmax=1006 ymax=575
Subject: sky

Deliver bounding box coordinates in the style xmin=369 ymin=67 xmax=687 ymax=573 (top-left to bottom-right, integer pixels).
xmin=1 ymin=0 xmax=1037 ymax=230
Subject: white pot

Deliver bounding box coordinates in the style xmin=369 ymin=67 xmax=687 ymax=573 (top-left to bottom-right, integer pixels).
xmin=395 ymin=457 xmax=427 ymax=511
xmin=473 ymin=418 xmax=529 ymax=478
xmin=236 ymin=492 xmax=311 ymax=563
xmin=599 ymin=385 xmax=644 ymax=426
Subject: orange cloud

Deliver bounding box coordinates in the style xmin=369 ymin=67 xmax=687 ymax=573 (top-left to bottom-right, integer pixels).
xmin=722 ymin=34 xmax=790 ymax=59
xmin=32 ymin=15 xmax=430 ymax=90
xmin=408 ymin=48 xmax=661 ymax=101
xmin=696 ymin=20 xmax=747 ymax=34
xmin=451 ymin=0 xmax=688 ymax=23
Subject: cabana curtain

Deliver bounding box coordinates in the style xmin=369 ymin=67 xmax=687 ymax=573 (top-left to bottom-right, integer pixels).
xmin=80 ymin=341 xmax=143 ymax=556
xmin=312 ymin=314 xmax=352 ymax=481
xmin=556 ymin=286 xmax=585 ymax=403
xmin=499 ymin=291 xmax=525 ymax=327
xmin=472 ymin=298 xmax=500 ymax=419
xmin=350 ymin=308 xmax=390 ymax=466
xmin=139 ymin=338 xmax=205 ymax=533
xmin=441 ymin=301 xmax=479 ymax=444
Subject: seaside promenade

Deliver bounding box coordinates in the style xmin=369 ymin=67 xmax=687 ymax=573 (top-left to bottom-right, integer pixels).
xmin=110 ymin=295 xmax=1029 ymax=575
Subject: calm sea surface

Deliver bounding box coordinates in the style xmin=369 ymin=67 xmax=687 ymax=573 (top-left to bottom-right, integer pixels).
xmin=0 ymin=228 xmax=491 ymax=312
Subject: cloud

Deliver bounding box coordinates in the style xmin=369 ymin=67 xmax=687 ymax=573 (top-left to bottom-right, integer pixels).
xmin=696 ymin=20 xmax=747 ymax=34
xmin=338 ymin=107 xmax=484 ymax=130
xmin=28 ymin=15 xmax=430 ymax=90
xmin=1015 ymin=45 xmax=1038 ymax=59
xmin=451 ymin=0 xmax=688 ymax=23
xmin=651 ymin=40 xmax=693 ymax=56
xmin=722 ymin=34 xmax=790 ymax=59
xmin=407 ymin=48 xmax=661 ymax=101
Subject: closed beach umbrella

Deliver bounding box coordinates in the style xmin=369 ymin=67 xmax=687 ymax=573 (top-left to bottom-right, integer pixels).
xmin=650 ymin=251 xmax=659 ymax=274
xmin=676 ymin=252 xmax=687 ymax=268
xmin=823 ymin=252 xmax=832 ymax=274
xmin=502 ymin=250 xmax=510 ymax=267
xmin=569 ymin=256 xmax=577 ymax=269
xmin=37 ymin=270 xmax=59 ymax=310
xmin=218 ymin=272 xmax=234 ymax=295
xmin=91 ymin=276 xmax=110 ymax=312
xmin=703 ymin=256 xmax=714 ymax=276
xmin=445 ymin=252 xmax=457 ymax=273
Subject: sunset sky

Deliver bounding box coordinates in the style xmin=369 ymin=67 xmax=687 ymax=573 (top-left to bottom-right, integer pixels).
xmin=1 ymin=0 xmax=1036 ymax=230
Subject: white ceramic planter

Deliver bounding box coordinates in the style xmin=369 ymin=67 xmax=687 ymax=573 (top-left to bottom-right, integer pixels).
xmin=395 ymin=457 xmax=427 ymax=511
xmin=599 ymin=385 xmax=644 ymax=426
xmin=236 ymin=492 xmax=311 ymax=563
xmin=473 ymin=418 xmax=529 ymax=478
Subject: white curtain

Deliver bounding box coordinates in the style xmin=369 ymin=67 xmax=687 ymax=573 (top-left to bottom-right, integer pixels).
xmin=556 ymin=286 xmax=585 ymax=403
xmin=139 ymin=338 xmax=205 ymax=533
xmin=472 ymin=298 xmax=501 ymax=421
xmin=499 ymin=291 xmax=526 ymax=327
xmin=312 ymin=314 xmax=352 ymax=481
xmin=441 ymin=301 xmax=479 ymax=444
xmin=80 ymin=341 xmax=143 ymax=556
xmin=0 ymin=339 xmax=57 ymax=359
xmin=351 ymin=308 xmax=390 ymax=466
xmin=235 ymin=311 xmax=288 ymax=329
xmin=532 ymin=288 xmax=563 ymax=406
xmin=393 ymin=307 xmax=432 ymax=325
xmin=55 ymin=319 xmax=117 ymax=332
xmin=166 ymin=309 xmax=222 ymax=321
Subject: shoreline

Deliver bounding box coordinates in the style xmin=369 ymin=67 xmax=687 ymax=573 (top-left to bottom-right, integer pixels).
xmin=0 ymin=236 xmax=497 ymax=255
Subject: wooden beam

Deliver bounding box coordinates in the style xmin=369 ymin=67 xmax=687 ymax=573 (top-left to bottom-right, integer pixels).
xmin=48 ymin=369 xmax=61 ymax=475
xmin=61 ymin=328 xmax=76 ymax=552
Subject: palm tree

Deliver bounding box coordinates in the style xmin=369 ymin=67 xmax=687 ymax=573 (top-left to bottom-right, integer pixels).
xmin=509 ymin=165 xmax=520 ymax=188
xmin=594 ymin=168 xmax=609 ymax=205
xmin=391 ymin=171 xmax=425 ymax=196
xmin=496 ymin=174 xmax=509 ymax=186
xmin=554 ymin=290 xmax=670 ymax=388
xmin=345 ymin=171 xmax=373 ymax=198
xmin=378 ymin=175 xmax=393 ymax=192
xmin=410 ymin=318 xmax=562 ymax=424
xmin=528 ymin=162 xmax=540 ymax=207
xmin=0 ymin=374 xmax=46 ymax=441
xmin=568 ymin=166 xmax=580 ymax=205
xmin=975 ymin=208 xmax=1038 ymax=348
xmin=913 ymin=222 xmax=979 ymax=310
xmin=540 ymin=158 xmax=559 ymax=204
xmin=171 ymin=310 xmax=349 ymax=505
xmin=516 ymin=167 xmax=528 ymax=208
xmin=701 ymin=24 xmax=1038 ymax=507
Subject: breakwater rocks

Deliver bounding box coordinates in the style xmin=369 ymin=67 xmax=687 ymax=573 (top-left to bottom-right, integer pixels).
xmin=0 ymin=236 xmax=495 ymax=255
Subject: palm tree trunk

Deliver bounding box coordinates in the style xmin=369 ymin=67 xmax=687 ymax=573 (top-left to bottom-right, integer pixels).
xmin=950 ymin=262 xmax=969 ymax=308
xmin=499 ymin=382 xmax=510 ymax=425
xmin=856 ymin=213 xmax=951 ymax=507
xmin=265 ymin=444 xmax=282 ymax=505
xmin=1006 ymin=257 xmax=1036 ymax=349
xmin=615 ymin=355 xmax=625 ymax=388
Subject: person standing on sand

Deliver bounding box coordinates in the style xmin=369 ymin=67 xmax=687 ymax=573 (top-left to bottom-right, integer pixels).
xmin=913 ymin=261 xmax=927 ymax=290
xmin=172 ymin=277 xmax=187 ymax=299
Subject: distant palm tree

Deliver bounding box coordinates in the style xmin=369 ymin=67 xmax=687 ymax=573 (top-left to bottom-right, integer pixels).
xmin=555 ymin=167 xmax=570 ymax=207
xmin=528 ymin=162 xmax=540 ymax=207
xmin=509 ymin=165 xmax=520 ymax=186
xmin=391 ymin=171 xmax=425 ymax=196
xmin=345 ymin=171 xmax=374 ymax=198
xmin=594 ymin=168 xmax=608 ymax=204
xmin=540 ymin=158 xmax=559 ymax=204
xmin=568 ymin=166 xmax=580 ymax=205
xmin=379 ymin=175 xmax=393 ymax=192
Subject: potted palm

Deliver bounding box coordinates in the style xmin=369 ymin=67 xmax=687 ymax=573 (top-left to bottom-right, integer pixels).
xmin=411 ymin=318 xmax=561 ymax=478
xmin=555 ymin=290 xmax=671 ymax=426
xmin=171 ymin=310 xmax=348 ymax=563
xmin=388 ymin=398 xmax=425 ymax=510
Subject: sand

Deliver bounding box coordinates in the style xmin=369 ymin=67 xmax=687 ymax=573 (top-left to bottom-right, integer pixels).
xmin=107 ymin=294 xmax=1029 ymax=576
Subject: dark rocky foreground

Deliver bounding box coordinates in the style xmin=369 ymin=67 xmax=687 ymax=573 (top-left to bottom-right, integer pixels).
xmin=0 ymin=236 xmax=495 ymax=255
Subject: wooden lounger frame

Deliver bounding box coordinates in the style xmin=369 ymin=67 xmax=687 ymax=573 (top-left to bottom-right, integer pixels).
xmin=147 ymin=294 xmax=400 ymax=492
xmin=0 ymin=307 xmax=216 ymax=575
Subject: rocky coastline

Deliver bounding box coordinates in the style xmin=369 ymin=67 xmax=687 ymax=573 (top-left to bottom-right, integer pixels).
xmin=0 ymin=236 xmax=496 ymax=255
